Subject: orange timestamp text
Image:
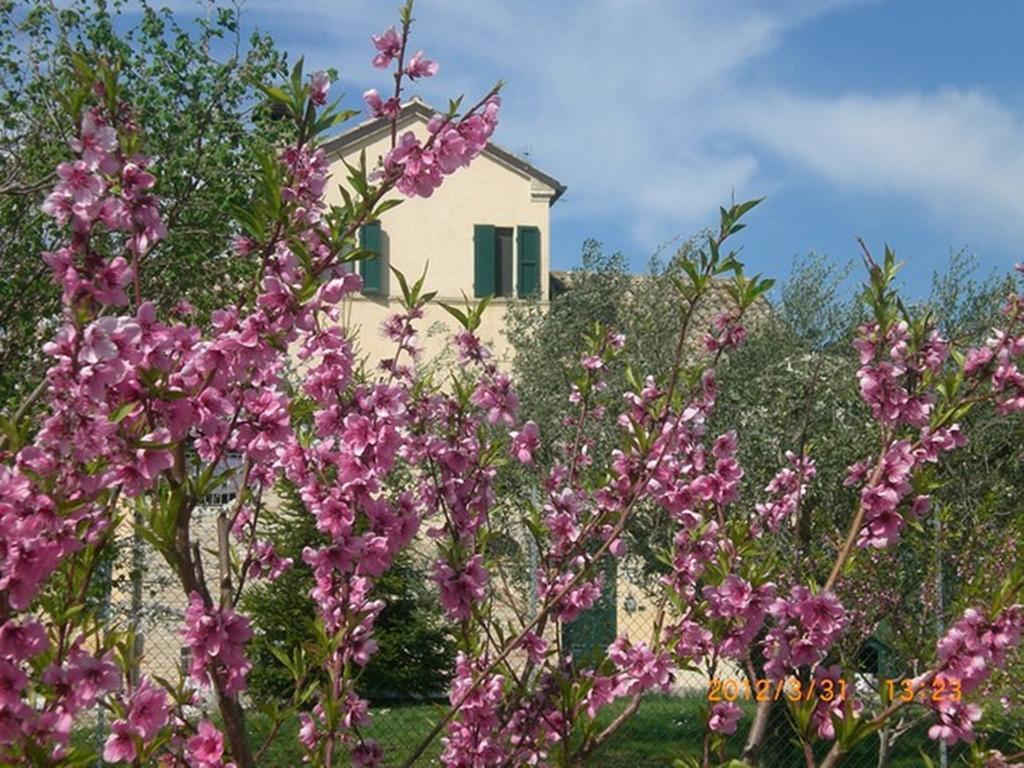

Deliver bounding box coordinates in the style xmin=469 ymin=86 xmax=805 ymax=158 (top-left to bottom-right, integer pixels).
xmin=706 ymin=676 xmax=964 ymax=704
xmin=884 ymin=677 xmax=962 ymax=704
xmin=707 ymin=677 xmax=848 ymax=703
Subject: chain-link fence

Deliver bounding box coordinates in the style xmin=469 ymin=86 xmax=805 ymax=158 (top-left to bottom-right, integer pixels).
xmin=87 ymin=518 xmax=1015 ymax=768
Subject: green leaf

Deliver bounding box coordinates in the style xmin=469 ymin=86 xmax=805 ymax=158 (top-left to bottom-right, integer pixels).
xmin=438 ymin=301 xmax=469 ymax=329
xmin=110 ymin=401 xmax=138 ymax=423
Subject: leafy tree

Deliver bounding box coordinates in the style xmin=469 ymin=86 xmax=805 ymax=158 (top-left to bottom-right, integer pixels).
xmin=244 ymin=483 xmax=454 ymax=704
xmin=508 ymin=245 xmax=1024 ymax=762
xmin=0 ymin=0 xmax=287 ymax=406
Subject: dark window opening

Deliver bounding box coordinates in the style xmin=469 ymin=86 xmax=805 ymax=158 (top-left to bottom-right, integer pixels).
xmin=495 ymin=227 xmax=514 ymax=297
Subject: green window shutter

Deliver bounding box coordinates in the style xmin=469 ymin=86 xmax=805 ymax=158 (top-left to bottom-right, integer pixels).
xmin=516 ymin=226 xmax=541 ymax=298
xmin=474 ymin=224 xmax=496 ymax=297
xmin=359 ymin=221 xmax=382 ymax=295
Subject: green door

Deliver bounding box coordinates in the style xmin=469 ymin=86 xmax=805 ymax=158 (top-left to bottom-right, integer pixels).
xmin=562 ymin=557 xmax=618 ymax=666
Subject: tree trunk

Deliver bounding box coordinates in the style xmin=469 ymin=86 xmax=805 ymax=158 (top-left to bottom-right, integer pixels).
xmin=877 ymin=723 xmax=891 ymax=768
xmin=742 ymin=700 xmax=772 ymax=764
xmin=215 ymin=686 xmax=254 ymax=768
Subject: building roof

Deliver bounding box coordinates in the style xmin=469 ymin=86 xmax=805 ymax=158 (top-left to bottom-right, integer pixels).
xmin=321 ymin=97 xmax=567 ymax=205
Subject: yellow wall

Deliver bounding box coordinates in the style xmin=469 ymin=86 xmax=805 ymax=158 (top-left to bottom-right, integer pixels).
xmin=325 ymin=109 xmax=556 ymax=365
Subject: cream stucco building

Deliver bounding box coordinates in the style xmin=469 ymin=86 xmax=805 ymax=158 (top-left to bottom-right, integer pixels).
xmin=322 ymin=98 xmax=566 ymax=366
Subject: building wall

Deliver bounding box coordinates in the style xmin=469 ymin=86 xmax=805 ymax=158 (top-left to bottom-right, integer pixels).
xmin=325 ymin=111 xmax=554 ymax=365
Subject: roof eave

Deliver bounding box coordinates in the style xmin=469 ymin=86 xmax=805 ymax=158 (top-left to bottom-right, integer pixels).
xmin=321 ymin=100 xmax=567 ymax=206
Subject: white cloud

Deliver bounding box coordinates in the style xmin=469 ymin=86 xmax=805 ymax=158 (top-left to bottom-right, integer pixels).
xmin=247 ymin=1 xmax=836 ymax=233
xmin=726 ymin=89 xmax=1024 ymax=238
xmin=228 ymin=0 xmax=1024 ymax=252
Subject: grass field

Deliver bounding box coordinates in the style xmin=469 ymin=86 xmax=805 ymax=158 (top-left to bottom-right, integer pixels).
xmin=244 ymin=695 xmax=972 ymax=767
xmin=75 ymin=695 xmax=1010 ymax=766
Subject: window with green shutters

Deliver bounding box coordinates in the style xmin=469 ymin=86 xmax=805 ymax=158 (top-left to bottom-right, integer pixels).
xmin=359 ymin=221 xmax=383 ymax=295
xmin=516 ymin=226 xmax=541 ymax=298
xmin=474 ymin=223 xmax=542 ymax=298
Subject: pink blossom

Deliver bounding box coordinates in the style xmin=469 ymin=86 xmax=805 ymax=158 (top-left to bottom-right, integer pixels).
xmin=584 ymin=674 xmax=617 ymax=718
xmin=309 ymin=71 xmax=331 ymax=106
xmin=518 ymin=632 xmax=547 ymax=665
xmin=102 ymin=720 xmax=137 ymax=763
xmin=928 ymin=700 xmax=983 ymax=745
xmin=754 ymin=451 xmax=815 ymax=535
xmin=187 ymin=720 xmax=224 ymax=766
xmin=0 ymin=660 xmax=28 ymax=708
xmin=384 ymin=132 xmax=442 ymax=198
xmin=607 ymin=636 xmax=673 ymax=696
xmin=469 ymin=374 xmax=519 ymax=425
xmin=404 ymin=51 xmax=438 ymax=79
xmin=810 ymin=665 xmax=860 ymax=739
xmin=371 ymin=26 xmax=402 ymax=69
xmin=0 ymin=620 xmax=49 ymax=661
xmin=126 ymin=678 xmax=168 ymax=740
xmin=433 ymin=555 xmax=488 ymax=621
xmin=363 ymin=89 xmax=401 ymax=120
xmin=182 ymin=592 xmax=252 ymax=693
xmin=70 ymin=111 xmax=117 ymax=168
xmin=510 ymin=421 xmax=540 ymax=464
xmin=298 ymin=712 xmax=318 ymax=751
xmin=67 ymin=649 xmax=121 ymax=706
xmin=708 ymin=701 xmax=741 ymax=735
xmin=352 ymin=739 xmax=384 ymax=767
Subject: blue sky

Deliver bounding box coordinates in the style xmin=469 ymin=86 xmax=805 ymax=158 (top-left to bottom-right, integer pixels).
xmin=181 ymin=0 xmax=1024 ymax=296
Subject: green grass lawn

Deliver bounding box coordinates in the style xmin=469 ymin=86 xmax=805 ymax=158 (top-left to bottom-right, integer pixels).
xmin=246 ymin=695 xmax=966 ymax=767
xmin=76 ymin=695 xmax=1009 ymax=766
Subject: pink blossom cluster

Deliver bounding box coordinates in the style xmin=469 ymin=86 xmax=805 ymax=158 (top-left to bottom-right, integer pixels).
xmin=297 ymin=695 xmax=380 ymax=762
xmin=853 ymin=321 xmax=947 ymax=427
xmin=383 ymin=98 xmax=501 ymax=198
xmin=364 ymin=89 xmax=401 ymax=120
xmin=509 ymin=420 xmax=540 ymax=464
xmin=365 ymin=21 xmax=498 ymax=199
xmin=370 ymin=27 xmax=437 ymax=78
xmin=1 ymin=643 xmax=119 ymax=757
xmin=665 ymin=523 xmax=720 ymax=605
xmin=963 ymin=291 xmax=1024 ymax=414
xmin=102 ymin=679 xmax=169 ymax=763
xmin=703 ymin=575 xmax=776 ymax=658
xmin=606 ymin=636 xmax=673 ymax=696
xmin=536 ymin=561 xmax=604 ymax=623
xmin=187 ymin=720 xmax=232 ymax=768
xmin=645 ymin=394 xmax=735 ymax=528
xmin=182 ymin=592 xmax=253 ymax=693
xmin=0 ymin=632 xmax=120 ymax=755
xmin=845 ymin=426 xmax=965 ymax=548
xmin=809 ymin=665 xmax=861 ymax=740
xmin=6 ymin=33 xmax=1024 ymax=766
xmin=763 ymin=586 xmax=848 ymax=680
xmin=279 ymin=145 xmax=329 ymax=213
xmin=754 ymin=450 xmax=816 ymax=535
xmin=42 ymin=109 xmax=164 ymax=263
xmin=0 ymin=100 xmax=191 ymax=757
xmin=433 ymin=555 xmax=488 ymax=621
xmin=667 ymin=615 xmax=714 ymax=666
xmin=708 ymin=701 xmax=742 ymax=734
xmin=441 ymin=653 xmax=507 ymax=767
xmin=247 ymin=540 xmax=293 ymax=581
xmin=924 ymin=604 xmax=1024 ymax=744
xmin=578 ymin=639 xmax=673 ymax=725
xmin=704 ymin=312 xmax=747 ymax=352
